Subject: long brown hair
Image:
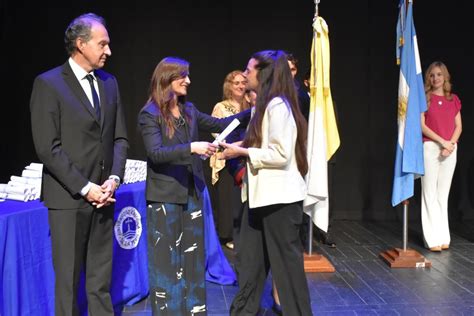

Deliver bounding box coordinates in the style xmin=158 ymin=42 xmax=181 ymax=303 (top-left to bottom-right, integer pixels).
xmin=242 ymin=50 xmax=308 ymax=176
xmin=147 ymin=57 xmax=190 ymax=138
xmin=424 ymin=61 xmax=453 ymax=107
xmin=222 ymin=70 xmax=250 ymax=111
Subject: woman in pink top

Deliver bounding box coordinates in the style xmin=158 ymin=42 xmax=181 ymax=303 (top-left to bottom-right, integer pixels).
xmin=421 ymin=61 xmax=462 ymax=252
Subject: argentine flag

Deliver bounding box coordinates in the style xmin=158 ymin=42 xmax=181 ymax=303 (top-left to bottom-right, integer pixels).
xmin=391 ymin=0 xmax=427 ymax=207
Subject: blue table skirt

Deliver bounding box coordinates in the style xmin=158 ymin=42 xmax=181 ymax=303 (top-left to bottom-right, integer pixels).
xmin=0 ymin=200 xmax=55 ymax=316
xmin=0 ymin=181 xmax=235 ymax=316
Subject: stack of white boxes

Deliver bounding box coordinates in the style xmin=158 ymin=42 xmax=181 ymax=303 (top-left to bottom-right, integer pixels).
xmin=123 ymin=159 xmax=147 ymax=184
xmin=0 ymin=163 xmax=42 ymax=202
xmin=0 ymin=159 xmax=148 ymax=202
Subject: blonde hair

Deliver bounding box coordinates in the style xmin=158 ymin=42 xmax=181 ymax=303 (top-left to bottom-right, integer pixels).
xmin=222 ymin=70 xmax=250 ymax=111
xmin=424 ymin=61 xmax=453 ymax=107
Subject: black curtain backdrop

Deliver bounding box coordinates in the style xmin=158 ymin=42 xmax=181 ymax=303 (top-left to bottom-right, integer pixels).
xmin=1 ymin=0 xmax=472 ymax=221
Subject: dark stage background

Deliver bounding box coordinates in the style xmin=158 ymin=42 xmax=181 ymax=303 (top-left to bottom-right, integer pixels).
xmin=1 ymin=0 xmax=472 ymax=222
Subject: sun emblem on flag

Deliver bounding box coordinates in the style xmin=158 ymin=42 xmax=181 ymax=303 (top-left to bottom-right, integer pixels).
xmin=398 ymin=95 xmax=408 ymax=120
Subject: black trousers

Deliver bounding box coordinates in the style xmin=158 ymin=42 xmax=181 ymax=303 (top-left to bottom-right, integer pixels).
xmin=210 ymin=168 xmax=241 ymax=242
xmin=230 ymin=202 xmax=312 ymax=316
xmin=48 ymin=204 xmax=114 ymax=316
xmin=232 ymin=200 xmax=246 ymax=278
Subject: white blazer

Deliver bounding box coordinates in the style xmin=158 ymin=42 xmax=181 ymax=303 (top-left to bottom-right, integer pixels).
xmin=243 ymin=97 xmax=307 ymax=208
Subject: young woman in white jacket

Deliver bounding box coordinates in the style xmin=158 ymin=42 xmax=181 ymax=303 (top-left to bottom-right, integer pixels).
xmin=220 ymin=50 xmax=312 ymax=316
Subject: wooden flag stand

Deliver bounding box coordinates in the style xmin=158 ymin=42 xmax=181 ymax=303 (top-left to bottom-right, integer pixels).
xmin=380 ymin=247 xmax=431 ymax=268
xmin=303 ymin=216 xmax=335 ymax=272
xmin=304 ymin=252 xmax=335 ymax=272
xmin=379 ymin=200 xmax=431 ymax=268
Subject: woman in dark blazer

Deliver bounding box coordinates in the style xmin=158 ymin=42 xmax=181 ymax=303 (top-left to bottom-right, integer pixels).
xmin=138 ymin=57 xmax=248 ymax=315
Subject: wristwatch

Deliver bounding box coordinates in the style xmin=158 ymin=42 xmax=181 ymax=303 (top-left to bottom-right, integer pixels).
xmin=110 ymin=176 xmax=120 ymax=190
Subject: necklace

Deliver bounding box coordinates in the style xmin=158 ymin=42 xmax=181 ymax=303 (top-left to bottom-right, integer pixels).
xmin=222 ymin=100 xmax=240 ymax=115
xmin=173 ymin=115 xmax=185 ymax=127
xmin=432 ymin=92 xmax=444 ymax=107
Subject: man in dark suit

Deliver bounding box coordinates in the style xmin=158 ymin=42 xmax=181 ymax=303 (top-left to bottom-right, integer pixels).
xmin=287 ymin=53 xmax=310 ymax=120
xmin=30 ymin=13 xmax=128 ymax=315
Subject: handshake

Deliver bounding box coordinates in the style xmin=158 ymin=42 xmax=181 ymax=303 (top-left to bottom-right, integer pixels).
xmin=85 ymin=178 xmax=119 ymax=208
xmin=200 ymin=118 xmax=240 ymax=160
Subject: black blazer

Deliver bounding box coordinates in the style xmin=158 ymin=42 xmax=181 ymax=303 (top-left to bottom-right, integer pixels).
xmin=30 ymin=61 xmax=128 ymax=209
xmin=138 ymin=102 xmax=249 ymax=204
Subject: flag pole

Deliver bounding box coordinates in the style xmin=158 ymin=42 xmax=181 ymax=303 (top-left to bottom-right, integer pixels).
xmin=302 ymin=0 xmax=335 ymax=273
xmin=380 ymin=199 xmax=431 ymax=268
xmin=306 ymin=0 xmax=320 ymax=258
xmin=306 ymin=0 xmax=317 ymax=258
xmin=308 ymin=210 xmax=313 ymax=255
xmin=314 ymin=0 xmax=320 ymax=18
xmin=402 ymin=200 xmax=408 ymax=251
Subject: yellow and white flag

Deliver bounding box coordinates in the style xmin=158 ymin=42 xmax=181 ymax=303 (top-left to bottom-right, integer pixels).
xmin=304 ymin=16 xmax=340 ymax=232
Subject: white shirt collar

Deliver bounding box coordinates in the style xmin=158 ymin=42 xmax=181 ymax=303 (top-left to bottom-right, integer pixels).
xmin=68 ymin=57 xmax=95 ymax=81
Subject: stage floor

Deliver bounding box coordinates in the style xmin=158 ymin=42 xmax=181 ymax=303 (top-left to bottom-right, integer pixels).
xmin=121 ymin=220 xmax=474 ymax=315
